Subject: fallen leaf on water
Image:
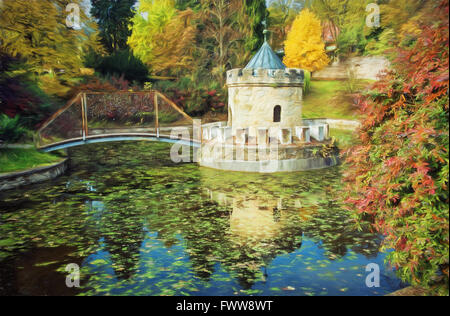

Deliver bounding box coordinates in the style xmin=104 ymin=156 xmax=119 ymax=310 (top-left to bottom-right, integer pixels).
xmin=282 ymin=286 xmax=296 ymax=291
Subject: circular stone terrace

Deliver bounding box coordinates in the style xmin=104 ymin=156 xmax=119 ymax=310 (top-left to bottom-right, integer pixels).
xmin=199 ymin=120 xmax=339 ymax=173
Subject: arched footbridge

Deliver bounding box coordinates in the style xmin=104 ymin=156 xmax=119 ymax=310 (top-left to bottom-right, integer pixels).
xmin=36 ymin=91 xmax=201 ymax=152
xmin=38 ymin=133 xmax=201 ymax=152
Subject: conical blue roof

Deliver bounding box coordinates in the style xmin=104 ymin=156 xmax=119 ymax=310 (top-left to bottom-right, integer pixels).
xmin=244 ymin=41 xmax=286 ymax=70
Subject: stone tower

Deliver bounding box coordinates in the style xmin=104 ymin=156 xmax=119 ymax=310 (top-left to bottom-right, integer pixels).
xmin=199 ymin=40 xmax=338 ymax=173
xmin=226 ymin=41 xmax=304 ymax=135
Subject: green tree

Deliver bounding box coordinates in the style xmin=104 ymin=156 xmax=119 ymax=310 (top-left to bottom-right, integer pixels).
xmin=242 ymin=0 xmax=267 ymax=54
xmin=90 ymin=0 xmax=137 ymax=53
xmin=311 ymin=0 xmax=369 ymax=56
xmin=267 ymin=0 xmax=307 ymax=51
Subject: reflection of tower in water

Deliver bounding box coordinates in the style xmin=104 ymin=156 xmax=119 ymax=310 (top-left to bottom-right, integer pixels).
xmin=201 ymin=169 xmax=308 ymax=289
xmin=209 ymin=191 xmax=290 ymax=243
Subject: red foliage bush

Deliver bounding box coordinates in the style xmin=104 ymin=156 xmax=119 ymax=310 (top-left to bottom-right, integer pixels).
xmin=344 ymin=1 xmax=449 ymax=294
xmin=68 ymin=75 xmax=131 ymax=98
xmin=0 ymin=52 xmax=53 ymax=128
xmin=163 ymin=88 xmax=226 ymax=116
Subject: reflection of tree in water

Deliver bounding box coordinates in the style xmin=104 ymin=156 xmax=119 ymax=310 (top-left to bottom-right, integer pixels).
xmin=181 ymin=203 xmax=231 ymax=281
xmin=0 ymin=142 xmax=388 ymax=295
xmin=86 ymin=197 xmax=146 ymax=280
xmin=72 ymin=143 xmax=304 ymax=285
xmin=196 ymin=167 xmax=383 ymax=285
xmin=144 ymin=195 xmax=304 ymax=288
xmin=142 ymin=167 xmax=307 ymax=289
xmin=76 ymin=143 xmax=381 ymax=286
xmin=70 ymin=142 xmax=186 ymax=281
xmin=144 ymin=197 xmax=231 ymax=281
xmin=201 ymin=166 xmax=383 ymax=262
xmin=300 ymin=191 xmax=382 ymax=260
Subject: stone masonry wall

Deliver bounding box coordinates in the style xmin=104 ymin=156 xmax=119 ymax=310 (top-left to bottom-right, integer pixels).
xmin=226 ymin=68 xmax=304 ymax=133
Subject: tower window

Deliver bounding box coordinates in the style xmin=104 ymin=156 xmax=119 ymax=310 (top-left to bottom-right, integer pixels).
xmin=273 ymin=105 xmax=281 ymax=123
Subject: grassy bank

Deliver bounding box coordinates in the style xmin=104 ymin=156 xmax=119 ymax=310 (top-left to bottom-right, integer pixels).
xmin=330 ymin=128 xmax=359 ymax=150
xmin=0 ymin=148 xmax=64 ymax=174
xmin=302 ymin=80 xmax=365 ymax=120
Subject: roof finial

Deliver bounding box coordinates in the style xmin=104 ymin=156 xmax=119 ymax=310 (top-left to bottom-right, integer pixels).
xmin=262 ymin=19 xmax=269 ymax=42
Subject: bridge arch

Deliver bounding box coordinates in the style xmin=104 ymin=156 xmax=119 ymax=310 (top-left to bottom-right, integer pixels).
xmin=39 ymin=134 xmax=200 ymax=152
xmin=35 ymin=91 xmax=196 ymax=152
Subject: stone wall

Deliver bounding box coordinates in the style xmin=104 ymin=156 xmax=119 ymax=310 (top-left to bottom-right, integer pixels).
xmin=313 ymin=56 xmax=390 ymax=81
xmin=0 ymin=159 xmax=69 ymax=191
xmin=199 ymin=136 xmax=340 ymax=173
xmin=199 ymin=155 xmax=340 ymax=173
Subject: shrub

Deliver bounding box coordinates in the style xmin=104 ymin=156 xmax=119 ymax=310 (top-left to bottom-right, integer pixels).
xmin=153 ymin=77 xmax=226 ymax=117
xmin=344 ymin=1 xmax=449 ymax=295
xmin=0 ymin=114 xmax=29 ymax=144
xmin=303 ymin=70 xmax=311 ymax=95
xmin=68 ymin=75 xmax=132 ymax=97
xmin=85 ymin=49 xmax=149 ymax=84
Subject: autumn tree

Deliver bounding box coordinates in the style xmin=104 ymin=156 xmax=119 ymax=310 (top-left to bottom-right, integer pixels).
xmin=0 ymin=0 xmax=102 ymax=96
xmin=200 ymin=0 xmax=242 ymax=86
xmin=127 ymin=0 xmax=196 ymax=77
xmin=344 ymin=0 xmax=449 ymax=294
xmin=364 ymin=0 xmax=432 ymax=55
xmin=283 ymin=9 xmax=329 ymax=72
xmin=90 ymin=0 xmax=137 ymax=53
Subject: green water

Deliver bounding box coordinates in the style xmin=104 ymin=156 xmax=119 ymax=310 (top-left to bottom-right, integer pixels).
xmin=0 ymin=142 xmax=404 ymax=296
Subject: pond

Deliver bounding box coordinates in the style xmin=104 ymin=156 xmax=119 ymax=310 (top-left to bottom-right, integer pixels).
xmin=0 ymin=142 xmax=405 ymax=296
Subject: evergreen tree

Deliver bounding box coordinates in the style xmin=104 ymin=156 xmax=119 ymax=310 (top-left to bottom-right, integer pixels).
xmin=175 ymin=0 xmax=201 ymax=11
xmin=90 ymin=0 xmax=137 ymax=53
xmin=242 ymin=0 xmax=267 ymax=54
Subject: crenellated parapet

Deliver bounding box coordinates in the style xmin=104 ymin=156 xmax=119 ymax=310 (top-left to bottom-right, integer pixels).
xmin=201 ymin=120 xmax=330 ymax=145
xmin=226 ymin=68 xmax=304 ymax=87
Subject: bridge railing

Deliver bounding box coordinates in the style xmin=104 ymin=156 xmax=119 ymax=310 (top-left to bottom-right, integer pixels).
xmin=36 ymin=91 xmax=193 ymax=149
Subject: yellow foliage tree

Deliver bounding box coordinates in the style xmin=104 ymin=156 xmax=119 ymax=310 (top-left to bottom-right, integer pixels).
xmin=283 ymin=9 xmax=329 ymax=72
xmin=127 ymin=0 xmax=196 ymax=76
